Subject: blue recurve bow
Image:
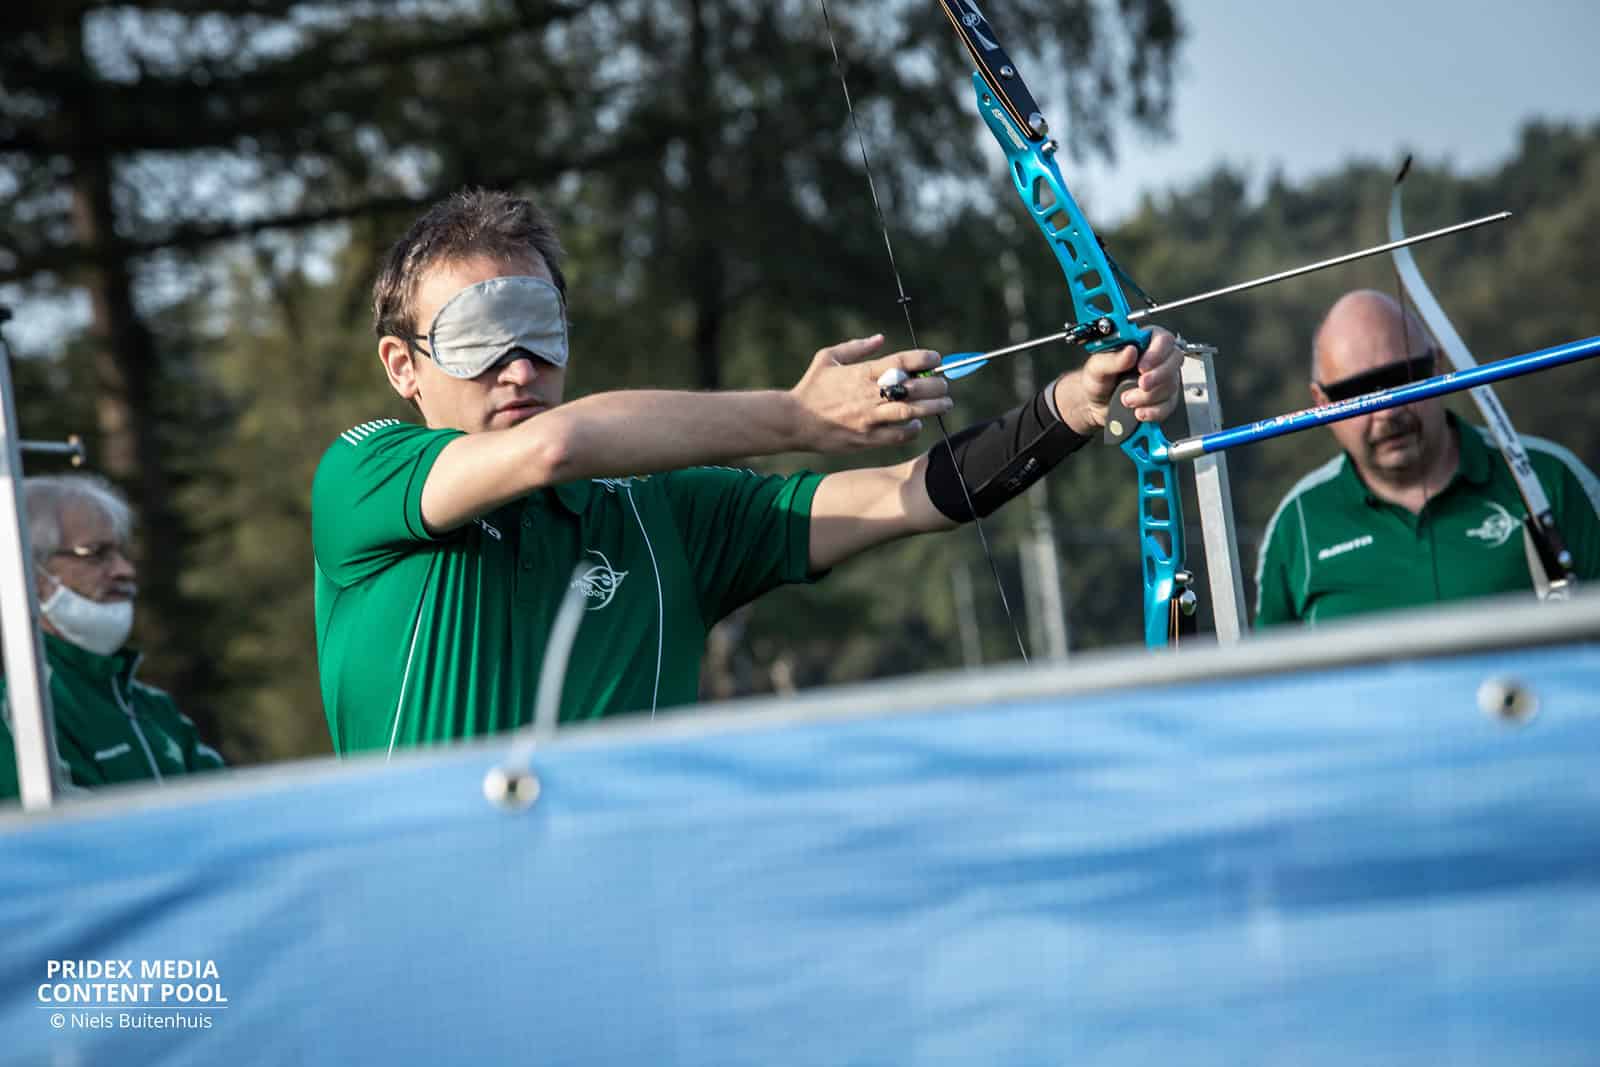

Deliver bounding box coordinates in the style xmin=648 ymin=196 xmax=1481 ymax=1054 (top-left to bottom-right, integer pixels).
xmin=825 ymin=4 xmax=1524 ymax=649
xmin=935 ymin=0 xmax=1191 ymax=647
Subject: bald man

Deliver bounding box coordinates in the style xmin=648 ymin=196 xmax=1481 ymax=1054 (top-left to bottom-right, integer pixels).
xmin=1254 ymin=290 xmax=1600 ymax=626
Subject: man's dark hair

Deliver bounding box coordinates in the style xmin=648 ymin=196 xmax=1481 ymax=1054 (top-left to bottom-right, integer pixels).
xmin=372 ymin=188 xmax=567 ymax=340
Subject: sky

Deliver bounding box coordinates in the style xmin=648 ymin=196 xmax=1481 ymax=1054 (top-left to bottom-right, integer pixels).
xmin=1069 ymin=0 xmax=1600 ymax=221
xmin=5 ymin=0 xmax=1599 ymax=357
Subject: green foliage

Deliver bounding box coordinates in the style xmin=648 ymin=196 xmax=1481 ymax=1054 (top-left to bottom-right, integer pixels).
xmin=6 ymin=1 xmax=1596 ymax=764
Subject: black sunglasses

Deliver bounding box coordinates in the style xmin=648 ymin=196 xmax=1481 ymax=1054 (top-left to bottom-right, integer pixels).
xmin=1316 ymin=351 xmax=1436 ymax=403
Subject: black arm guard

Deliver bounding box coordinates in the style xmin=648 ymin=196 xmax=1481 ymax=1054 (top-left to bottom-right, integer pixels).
xmin=924 ymin=383 xmax=1092 ymax=522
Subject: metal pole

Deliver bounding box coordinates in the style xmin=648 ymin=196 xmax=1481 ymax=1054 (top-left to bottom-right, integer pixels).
xmin=1178 ymin=342 xmax=1248 ymax=642
xmin=0 ymin=310 xmax=61 ymax=809
xmin=19 ymin=437 xmax=85 ymax=464
xmin=998 ymin=247 xmax=1070 ymax=660
xmin=952 ymin=563 xmax=982 ymax=669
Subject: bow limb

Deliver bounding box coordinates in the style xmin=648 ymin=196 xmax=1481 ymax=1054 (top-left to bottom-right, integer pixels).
xmin=1388 ymin=173 xmax=1576 ymax=595
xmin=939 ymin=0 xmax=1190 ymax=647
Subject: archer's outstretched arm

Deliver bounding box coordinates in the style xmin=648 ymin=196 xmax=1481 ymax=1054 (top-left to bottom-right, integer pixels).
xmin=419 ymin=336 xmax=947 ymax=534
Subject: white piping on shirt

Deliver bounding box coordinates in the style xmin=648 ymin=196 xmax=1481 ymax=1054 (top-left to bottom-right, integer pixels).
xmin=1254 ymin=455 xmax=1346 ymax=620
xmin=111 ymin=668 xmax=163 ymax=784
xmin=624 ymin=484 xmax=664 ymax=719
xmin=1487 ymin=426 xmax=1600 ymax=521
xmin=386 ymin=596 xmax=428 ymax=761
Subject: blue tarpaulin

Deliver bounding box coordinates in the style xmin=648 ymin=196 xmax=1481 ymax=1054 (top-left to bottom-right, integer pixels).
xmin=2 ymin=635 xmax=1597 ymax=1066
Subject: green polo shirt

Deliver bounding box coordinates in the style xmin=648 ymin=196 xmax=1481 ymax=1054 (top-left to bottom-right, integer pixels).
xmin=312 ymin=419 xmax=825 ymax=754
xmin=0 ymin=633 xmax=226 ymax=802
xmin=1254 ymin=414 xmax=1600 ymax=626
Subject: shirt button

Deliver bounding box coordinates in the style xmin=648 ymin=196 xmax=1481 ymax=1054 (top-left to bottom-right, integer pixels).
xmin=521 ymin=560 xmax=532 ymax=571
xmin=522 ymin=517 xmax=532 ymax=528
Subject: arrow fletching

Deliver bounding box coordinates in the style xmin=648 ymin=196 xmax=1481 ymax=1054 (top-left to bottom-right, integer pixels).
xmin=934 ymin=352 xmax=989 ymax=380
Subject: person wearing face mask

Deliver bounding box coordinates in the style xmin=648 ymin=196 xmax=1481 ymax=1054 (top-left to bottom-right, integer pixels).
xmin=0 ymin=475 xmax=225 ymax=802
xmin=1254 ymin=290 xmax=1600 ymax=626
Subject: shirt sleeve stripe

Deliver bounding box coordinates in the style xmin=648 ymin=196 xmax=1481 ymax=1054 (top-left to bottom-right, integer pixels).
xmin=340 ymin=418 xmax=402 ymax=447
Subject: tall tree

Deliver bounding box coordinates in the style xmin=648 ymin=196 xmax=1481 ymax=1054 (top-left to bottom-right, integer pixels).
xmin=0 ymin=0 xmax=663 ymax=725
xmin=562 ymin=0 xmax=1180 ymax=390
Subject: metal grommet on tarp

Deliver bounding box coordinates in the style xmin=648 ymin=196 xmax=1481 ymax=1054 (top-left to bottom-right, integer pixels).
xmin=1477 ymin=676 xmax=1538 ymax=726
xmin=483 ymin=765 xmax=541 ymax=811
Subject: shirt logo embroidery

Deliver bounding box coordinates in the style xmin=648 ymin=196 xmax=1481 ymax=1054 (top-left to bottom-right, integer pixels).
xmin=475 ymin=518 xmax=502 ymax=540
xmin=1316 ymin=534 xmax=1374 ymax=562
xmin=572 ymin=549 xmax=629 ymax=610
xmin=1466 ymin=502 xmax=1518 ymax=548
xmin=93 ymin=742 xmax=132 ymax=762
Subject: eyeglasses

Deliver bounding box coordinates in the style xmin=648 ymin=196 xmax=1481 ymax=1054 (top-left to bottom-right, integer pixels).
xmin=1316 ymin=351 xmax=1437 ymax=403
xmin=51 ymin=541 xmax=132 ymax=565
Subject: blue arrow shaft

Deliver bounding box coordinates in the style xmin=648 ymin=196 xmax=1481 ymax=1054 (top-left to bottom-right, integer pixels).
xmin=1165 ymin=335 xmax=1600 ymax=462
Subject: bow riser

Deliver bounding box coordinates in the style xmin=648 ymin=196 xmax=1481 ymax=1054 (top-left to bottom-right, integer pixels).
xmin=968 ymin=76 xmax=1151 ymax=356
xmin=960 ymin=61 xmax=1185 ymax=647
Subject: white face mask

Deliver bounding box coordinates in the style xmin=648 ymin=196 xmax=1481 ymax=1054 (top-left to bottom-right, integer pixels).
xmin=38 ymin=572 xmax=134 ymax=657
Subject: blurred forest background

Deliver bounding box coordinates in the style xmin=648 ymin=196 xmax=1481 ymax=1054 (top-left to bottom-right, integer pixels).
xmin=3 ymin=0 xmax=1597 ymax=765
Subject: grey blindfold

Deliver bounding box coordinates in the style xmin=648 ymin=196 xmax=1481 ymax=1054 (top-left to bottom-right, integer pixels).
xmin=416 ymin=275 xmax=569 ymax=379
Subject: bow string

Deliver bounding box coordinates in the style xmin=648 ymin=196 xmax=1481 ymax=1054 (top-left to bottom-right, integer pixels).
xmin=818 ymin=0 xmax=1034 ymax=663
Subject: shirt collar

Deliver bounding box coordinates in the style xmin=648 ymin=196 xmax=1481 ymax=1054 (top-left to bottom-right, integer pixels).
xmin=1338 ymin=409 xmax=1481 ymax=505
xmin=1448 ymin=410 xmax=1494 ymax=486
xmin=550 ymin=479 xmax=592 ymax=514
xmin=43 ymin=631 xmax=141 ymax=684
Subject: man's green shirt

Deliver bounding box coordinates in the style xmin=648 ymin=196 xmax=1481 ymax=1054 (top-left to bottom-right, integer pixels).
xmin=0 ymin=633 xmax=226 ymax=803
xmin=312 ymin=419 xmax=824 ymax=755
xmin=1254 ymin=414 xmax=1600 ymax=626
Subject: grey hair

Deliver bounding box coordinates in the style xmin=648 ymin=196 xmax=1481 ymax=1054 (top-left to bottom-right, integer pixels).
xmin=24 ymin=475 xmax=133 ymax=564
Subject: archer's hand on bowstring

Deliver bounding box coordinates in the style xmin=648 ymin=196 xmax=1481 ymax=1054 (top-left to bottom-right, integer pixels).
xmin=789 ymin=334 xmax=953 ymax=453
xmin=1053 ymin=327 xmax=1183 ymax=436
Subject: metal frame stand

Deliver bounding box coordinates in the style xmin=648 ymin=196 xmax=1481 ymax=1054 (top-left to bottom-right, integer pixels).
xmin=1179 ymin=340 xmax=1248 ymax=643
xmin=0 ymin=310 xmax=61 ymax=809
